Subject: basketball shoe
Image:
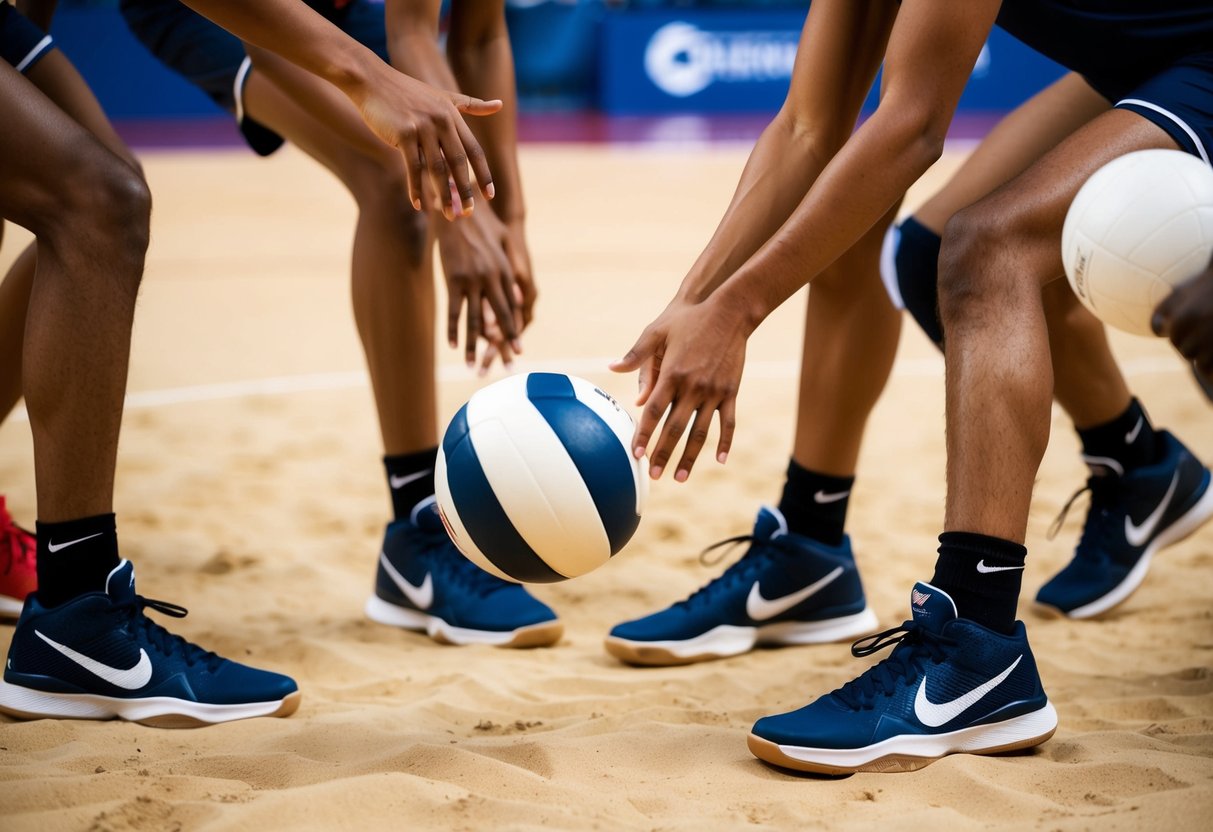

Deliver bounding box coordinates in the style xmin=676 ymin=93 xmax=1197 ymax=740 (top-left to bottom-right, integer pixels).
xmin=1036 ymin=430 xmax=1213 ymax=618
xmin=0 ymin=496 xmax=36 ymax=618
xmin=364 ymin=497 xmax=562 ymax=647
xmin=0 ymin=560 xmax=299 ymax=726
xmin=604 ymin=507 xmax=877 ymax=666
xmin=748 ymin=582 xmax=1057 ymax=774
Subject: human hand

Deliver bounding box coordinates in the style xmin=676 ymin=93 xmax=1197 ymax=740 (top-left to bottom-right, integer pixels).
xmin=1153 ymin=263 xmax=1213 ymax=383
xmin=610 ymin=296 xmax=752 ymax=482
xmin=352 ymin=63 xmax=500 ymax=220
xmin=436 ymin=207 xmax=524 ymax=368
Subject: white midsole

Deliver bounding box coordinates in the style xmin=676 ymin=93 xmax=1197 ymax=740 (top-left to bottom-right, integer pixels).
xmin=0 ymin=679 xmax=292 ymax=723
xmin=1069 ymin=479 xmax=1213 ymax=619
xmin=607 ymin=608 xmax=879 ymax=659
xmin=364 ymin=595 xmax=553 ymax=646
xmin=768 ymin=702 xmax=1058 ymax=767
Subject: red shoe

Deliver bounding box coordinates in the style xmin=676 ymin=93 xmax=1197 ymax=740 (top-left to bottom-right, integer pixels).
xmin=0 ymin=496 xmax=36 ymax=618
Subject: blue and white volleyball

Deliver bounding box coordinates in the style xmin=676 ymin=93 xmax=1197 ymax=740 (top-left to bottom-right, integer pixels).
xmin=436 ymin=373 xmax=648 ymax=582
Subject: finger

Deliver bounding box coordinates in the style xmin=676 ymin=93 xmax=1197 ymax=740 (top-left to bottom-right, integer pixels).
xmin=611 ymin=329 xmax=660 ymax=374
xmin=405 ymin=138 xmax=424 ymax=212
xmin=716 ymin=396 xmax=737 ymax=465
xmin=1152 ymin=292 xmax=1178 ymax=336
xmin=637 ymin=350 xmax=663 ymax=407
xmin=465 ymin=290 xmax=482 ymax=367
xmin=674 ymin=406 xmax=716 ymax=482
xmin=437 ymin=118 xmax=476 ymax=216
xmin=649 ymin=395 xmax=700 ymax=481
xmin=447 ymin=289 xmax=463 ymax=349
xmin=451 ymin=94 xmax=503 ymax=117
xmin=452 ymin=111 xmax=495 ymax=202
xmin=632 ymin=381 xmax=674 ymax=464
xmin=421 ymin=131 xmax=454 ymax=221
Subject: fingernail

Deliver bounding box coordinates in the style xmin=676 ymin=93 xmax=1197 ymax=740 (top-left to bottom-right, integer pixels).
xmin=464 ymin=198 xmax=475 ymax=214
xmin=511 ymin=339 xmax=523 ymax=353
xmin=412 ymin=199 xmax=421 ymax=212
xmin=650 ymin=465 xmax=663 ymax=479
xmin=633 ymin=446 xmax=645 ymax=460
xmin=717 ymin=452 xmax=728 ymax=464
xmin=466 ymin=359 xmax=475 ymax=369
xmin=675 ymin=469 xmax=688 ymax=482
xmin=486 ymin=183 xmax=496 ymax=200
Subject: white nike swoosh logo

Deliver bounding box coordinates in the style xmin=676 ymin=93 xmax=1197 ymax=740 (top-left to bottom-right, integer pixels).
xmin=35 ymin=630 xmax=153 ymax=690
xmin=379 ymin=552 xmax=433 ymax=609
xmin=46 ymin=532 xmax=104 ymax=553
xmin=389 ymin=470 xmax=432 ymax=490
xmin=1125 ymin=416 xmax=1144 ymax=444
xmin=745 ymin=566 xmax=842 ymax=621
xmin=813 ymin=490 xmax=850 ymax=504
xmin=1125 ymin=471 xmax=1179 ymax=547
xmin=913 ymin=655 xmax=1022 ymax=728
xmin=976 ymin=560 xmax=1025 ymax=574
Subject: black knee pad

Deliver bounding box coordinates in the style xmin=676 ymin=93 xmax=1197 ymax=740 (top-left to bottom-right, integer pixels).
xmin=892 ymin=216 xmax=945 ymax=348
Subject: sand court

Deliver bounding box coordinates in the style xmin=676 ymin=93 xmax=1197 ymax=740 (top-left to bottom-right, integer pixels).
xmin=0 ymin=143 xmax=1211 ymax=830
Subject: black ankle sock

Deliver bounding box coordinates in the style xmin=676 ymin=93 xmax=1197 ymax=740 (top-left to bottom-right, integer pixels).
xmin=1076 ymin=398 xmax=1159 ymax=476
xmin=35 ymin=513 xmax=121 ymax=607
xmin=930 ymin=531 xmax=1025 ymax=635
xmin=776 ymin=460 xmax=854 ymax=547
xmin=385 ymin=447 xmax=438 ymax=521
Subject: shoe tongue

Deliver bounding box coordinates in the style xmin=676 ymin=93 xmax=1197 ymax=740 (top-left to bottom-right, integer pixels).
xmin=105 ymin=559 xmax=136 ymax=604
xmin=909 ymin=581 xmax=957 ymax=635
xmin=412 ymin=496 xmax=446 ymax=534
xmin=753 ymin=506 xmax=789 ymax=541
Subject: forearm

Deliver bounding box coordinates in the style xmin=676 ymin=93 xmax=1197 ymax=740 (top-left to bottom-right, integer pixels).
xmin=180 ymin=0 xmax=383 ymax=105
xmin=720 ymin=102 xmax=943 ymax=326
xmin=447 ymin=2 xmax=524 ymax=223
xmin=16 ymin=0 xmax=57 ymax=32
xmin=677 ymin=113 xmax=841 ymax=304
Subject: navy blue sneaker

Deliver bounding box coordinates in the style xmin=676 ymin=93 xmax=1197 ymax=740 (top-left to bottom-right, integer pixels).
xmin=1037 ymin=430 xmax=1213 ymax=618
xmin=748 ymin=582 xmax=1057 ymax=774
xmin=0 ymin=560 xmax=299 ymax=727
xmin=364 ymin=497 xmax=562 ymax=647
xmin=604 ymin=507 xmax=877 ymax=666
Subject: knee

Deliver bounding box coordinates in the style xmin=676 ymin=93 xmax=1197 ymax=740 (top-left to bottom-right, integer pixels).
xmin=350 ymin=161 xmax=429 ymax=262
xmin=937 ymin=204 xmax=1014 ymax=330
xmin=58 ymin=150 xmax=152 ymax=259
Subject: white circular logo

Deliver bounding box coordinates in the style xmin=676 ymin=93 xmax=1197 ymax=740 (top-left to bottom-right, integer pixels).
xmin=644 ymin=23 xmax=713 ymax=98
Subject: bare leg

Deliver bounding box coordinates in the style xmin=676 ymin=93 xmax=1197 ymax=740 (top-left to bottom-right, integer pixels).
xmin=939 ymin=110 xmax=1178 ymax=541
xmin=241 ymin=64 xmax=437 ymax=456
xmin=793 ymin=205 xmax=902 ymax=475
xmin=0 ymin=62 xmax=149 ymax=522
xmin=0 ymin=50 xmax=143 ymax=427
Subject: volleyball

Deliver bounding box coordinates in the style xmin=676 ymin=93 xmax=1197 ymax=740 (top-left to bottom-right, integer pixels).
xmin=1062 ymin=149 xmax=1213 ymax=336
xmin=435 ymin=372 xmax=648 ymax=583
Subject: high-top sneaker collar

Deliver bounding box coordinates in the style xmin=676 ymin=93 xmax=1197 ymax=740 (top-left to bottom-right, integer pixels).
xmin=104 ymin=559 xmax=137 ymax=605
xmin=753 ymin=506 xmax=789 ymax=541
xmin=909 ymin=581 xmax=957 ymax=636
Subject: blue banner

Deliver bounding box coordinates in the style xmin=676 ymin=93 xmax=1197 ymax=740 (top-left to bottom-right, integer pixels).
xmin=599 ymin=9 xmax=1069 ymax=116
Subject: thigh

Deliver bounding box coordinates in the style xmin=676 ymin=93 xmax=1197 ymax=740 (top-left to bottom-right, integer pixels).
xmin=24 ymin=50 xmax=137 ymax=170
xmin=0 ymin=61 xmax=117 ymax=232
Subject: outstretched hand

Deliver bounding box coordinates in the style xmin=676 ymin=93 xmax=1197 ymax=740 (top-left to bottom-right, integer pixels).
xmin=610 ymin=296 xmax=752 ymax=482
xmin=353 ymin=65 xmax=500 ymax=221
xmin=1153 ymin=263 xmax=1213 ymax=384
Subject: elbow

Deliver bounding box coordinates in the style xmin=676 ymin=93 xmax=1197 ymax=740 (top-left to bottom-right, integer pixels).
xmin=901 ymin=109 xmax=948 ymax=169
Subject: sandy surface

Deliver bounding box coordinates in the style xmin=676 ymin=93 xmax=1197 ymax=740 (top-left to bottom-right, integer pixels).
xmin=1 ymin=145 xmax=1211 ymax=830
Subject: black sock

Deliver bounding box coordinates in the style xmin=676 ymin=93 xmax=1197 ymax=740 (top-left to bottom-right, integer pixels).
xmin=35 ymin=513 xmax=121 ymax=608
xmin=894 ymin=216 xmax=945 ymax=347
xmin=1076 ymin=398 xmax=1159 ymax=476
xmin=385 ymin=447 xmax=438 ymax=522
xmin=930 ymin=531 xmax=1025 ymax=635
xmin=776 ymin=460 xmax=854 ymax=547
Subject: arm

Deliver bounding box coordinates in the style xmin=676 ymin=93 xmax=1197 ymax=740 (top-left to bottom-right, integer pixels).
xmin=179 ymin=0 xmax=499 ymax=218
xmin=617 ymin=0 xmax=1001 ymax=481
xmin=386 ymin=0 xmax=531 ymax=365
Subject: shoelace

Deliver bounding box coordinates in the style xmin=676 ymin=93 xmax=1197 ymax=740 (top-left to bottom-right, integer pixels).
xmin=118 ymin=595 xmax=224 ymax=672
xmin=832 ymin=622 xmax=955 ymax=711
xmin=676 ymin=534 xmax=789 ymax=609
xmin=0 ymin=507 xmax=35 ymax=576
xmin=1047 ymin=475 xmax=1119 ymax=559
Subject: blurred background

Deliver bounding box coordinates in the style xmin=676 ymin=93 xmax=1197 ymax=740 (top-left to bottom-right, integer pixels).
xmin=49 ymin=0 xmax=1067 ymax=146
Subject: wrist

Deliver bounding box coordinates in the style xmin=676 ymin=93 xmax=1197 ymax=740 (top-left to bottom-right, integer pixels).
xmin=713 ymin=280 xmax=766 ymax=335
xmin=328 ymin=42 xmax=381 ymax=105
